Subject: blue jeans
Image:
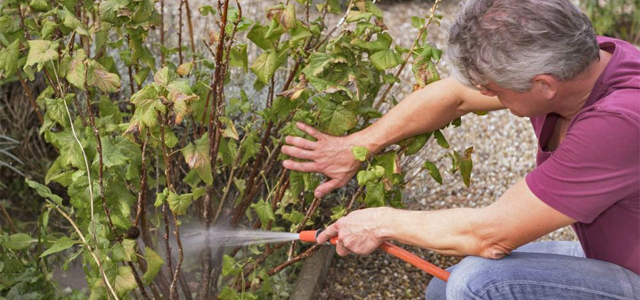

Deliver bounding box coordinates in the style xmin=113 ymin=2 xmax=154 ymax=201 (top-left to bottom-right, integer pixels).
xmin=425 ymin=241 xmax=640 ymax=299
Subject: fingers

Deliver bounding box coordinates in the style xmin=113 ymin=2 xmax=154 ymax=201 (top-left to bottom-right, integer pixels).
xmin=281 ymin=146 xmax=316 ymax=160
xmin=282 ymin=160 xmax=318 ymax=172
xmin=284 ymin=136 xmax=317 ymax=150
xmin=314 ymin=179 xmax=344 ymax=198
xmin=296 ymin=122 xmax=325 ymax=139
xmin=317 ymin=223 xmax=339 ymax=244
xmin=336 ymin=239 xmax=351 ymax=256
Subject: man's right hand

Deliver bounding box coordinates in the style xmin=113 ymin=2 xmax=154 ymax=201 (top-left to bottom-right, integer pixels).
xmin=282 ymin=122 xmax=369 ymax=198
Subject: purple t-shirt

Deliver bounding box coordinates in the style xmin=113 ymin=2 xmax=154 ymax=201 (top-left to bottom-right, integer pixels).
xmin=525 ymin=36 xmax=640 ymax=275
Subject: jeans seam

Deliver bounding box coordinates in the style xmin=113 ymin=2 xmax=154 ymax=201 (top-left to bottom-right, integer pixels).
xmin=477 ymin=280 xmax=633 ymax=300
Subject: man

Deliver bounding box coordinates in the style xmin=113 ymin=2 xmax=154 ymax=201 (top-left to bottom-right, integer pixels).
xmin=282 ymin=0 xmax=640 ymax=299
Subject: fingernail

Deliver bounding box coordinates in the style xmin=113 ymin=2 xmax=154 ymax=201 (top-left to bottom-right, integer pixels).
xmin=315 ymin=191 xmax=322 ymax=198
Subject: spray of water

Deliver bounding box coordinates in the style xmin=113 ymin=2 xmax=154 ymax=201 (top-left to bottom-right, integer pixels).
xmin=180 ymin=227 xmax=300 ymax=254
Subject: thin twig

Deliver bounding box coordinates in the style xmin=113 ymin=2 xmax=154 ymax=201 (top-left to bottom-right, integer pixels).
xmin=50 ymin=204 xmax=119 ymax=300
xmin=374 ymin=0 xmax=442 ymax=110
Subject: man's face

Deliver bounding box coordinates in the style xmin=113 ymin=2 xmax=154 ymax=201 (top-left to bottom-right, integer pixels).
xmin=478 ymin=82 xmax=550 ymax=117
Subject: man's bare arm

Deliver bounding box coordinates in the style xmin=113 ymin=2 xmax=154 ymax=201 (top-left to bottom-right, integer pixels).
xmin=318 ymin=179 xmax=575 ymax=258
xmin=282 ymin=77 xmax=504 ymax=197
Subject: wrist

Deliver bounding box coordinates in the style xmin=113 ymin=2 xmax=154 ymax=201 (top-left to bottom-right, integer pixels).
xmin=373 ymin=207 xmax=398 ymax=241
xmin=350 ymin=128 xmax=384 ymax=155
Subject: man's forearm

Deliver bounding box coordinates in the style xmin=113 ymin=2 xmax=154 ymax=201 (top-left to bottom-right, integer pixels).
xmin=354 ymin=77 xmax=502 ymax=153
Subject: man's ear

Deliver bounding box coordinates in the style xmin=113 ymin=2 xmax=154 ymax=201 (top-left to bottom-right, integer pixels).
xmin=532 ymin=75 xmax=558 ymax=101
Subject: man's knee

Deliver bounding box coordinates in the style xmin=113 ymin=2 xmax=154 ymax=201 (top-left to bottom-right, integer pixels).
xmin=446 ymin=256 xmax=498 ymax=299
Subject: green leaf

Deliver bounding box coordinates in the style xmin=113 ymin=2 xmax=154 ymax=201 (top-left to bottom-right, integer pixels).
xmin=222 ymin=255 xmax=241 ymax=276
xmin=229 ymin=44 xmax=248 ymax=71
xmin=411 ymin=16 xmax=425 ymax=29
xmin=134 ymin=67 xmax=150 ymax=85
xmin=26 ymin=179 xmax=63 ymax=206
xmin=86 ymin=60 xmax=121 ymax=93
xmin=30 ymin=0 xmax=51 ymax=11
xmin=326 ymin=0 xmax=342 ymax=14
xmin=41 ymin=19 xmax=57 ymax=39
xmin=330 ymin=205 xmax=346 ymax=221
xmin=434 ymin=129 xmax=450 ymax=149
xmin=0 ymin=39 xmax=20 ymax=75
xmin=365 ymin=181 xmax=385 ymax=207
xmin=290 ymin=23 xmax=312 ymax=44
xmin=423 ymin=161 xmax=442 ymax=184
xmin=372 ymin=152 xmax=400 ymax=180
xmin=370 ymin=49 xmax=402 ymax=70
xmin=318 ymin=103 xmax=357 ymax=136
xmin=199 ymin=5 xmax=217 ymax=16
xmin=114 ymin=266 xmax=138 ymax=296
xmin=351 ymin=32 xmax=392 ymax=52
xmin=63 ymin=10 xmax=88 ymax=36
xmin=356 ymin=166 xmax=385 ymax=186
xmin=167 ymin=192 xmax=193 ymax=215
xmin=351 ymin=146 xmax=370 ymax=162
xmin=100 ymin=0 xmax=130 ymax=23
xmin=45 ymin=97 xmax=70 ymax=128
xmin=112 ymin=243 xmax=129 ymax=262
xmin=283 ymin=211 xmax=305 ymax=225
xmin=101 ymin=137 xmax=129 ymax=168
xmin=251 ymin=199 xmax=275 ymax=224
xmin=2 ymin=233 xmax=36 ymax=250
xmin=401 ymin=132 xmax=432 ymax=156
xmin=164 ymin=129 xmax=178 ymax=148
xmin=40 ymin=236 xmax=77 ymax=258
xmin=219 ymin=287 xmax=240 ymax=300
xmin=247 ymin=23 xmax=280 ymax=50
xmin=142 ymin=248 xmax=164 ymax=284
xmin=24 ymin=40 xmax=59 ymax=72
xmin=250 ymin=49 xmax=285 ymax=84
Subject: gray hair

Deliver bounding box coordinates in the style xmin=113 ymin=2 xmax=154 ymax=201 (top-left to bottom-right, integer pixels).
xmin=447 ymin=0 xmax=600 ymax=92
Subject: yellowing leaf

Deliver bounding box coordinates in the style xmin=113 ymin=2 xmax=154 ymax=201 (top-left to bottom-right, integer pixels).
xmin=66 ymin=49 xmax=86 ymax=90
xmin=177 ymin=62 xmax=193 ymax=76
xmin=280 ymin=4 xmax=296 ymax=30
xmin=180 ymin=135 xmax=213 ymax=185
xmin=114 ymin=266 xmax=138 ymax=296
xmin=351 ymin=146 xmax=370 ymax=162
xmin=86 ymin=60 xmax=121 ymax=93
xmin=25 ymin=40 xmax=59 ymax=72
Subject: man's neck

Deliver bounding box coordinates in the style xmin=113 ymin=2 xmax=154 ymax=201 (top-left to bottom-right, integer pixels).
xmin=554 ymin=49 xmax=612 ymax=120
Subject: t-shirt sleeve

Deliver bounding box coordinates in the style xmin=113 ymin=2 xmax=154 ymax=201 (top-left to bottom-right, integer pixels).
xmin=525 ymin=109 xmax=640 ymax=224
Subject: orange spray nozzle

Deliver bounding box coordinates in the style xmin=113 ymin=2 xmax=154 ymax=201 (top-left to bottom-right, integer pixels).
xmin=299 ymin=230 xmax=338 ymax=244
xmin=298 ymin=229 xmax=450 ymax=282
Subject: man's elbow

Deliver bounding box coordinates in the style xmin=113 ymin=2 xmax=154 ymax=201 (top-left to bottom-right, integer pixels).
xmin=473 ymin=235 xmax=516 ymax=260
